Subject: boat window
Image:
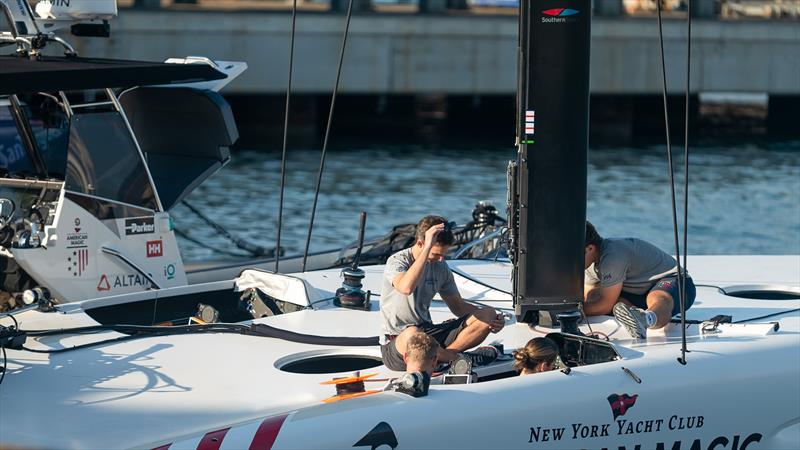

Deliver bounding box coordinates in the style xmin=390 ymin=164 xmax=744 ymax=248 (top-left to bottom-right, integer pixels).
xmin=0 ymin=104 xmax=36 ymax=176
xmin=65 ymin=112 xmax=158 ymax=210
xmin=17 ymin=95 xmax=70 ymax=179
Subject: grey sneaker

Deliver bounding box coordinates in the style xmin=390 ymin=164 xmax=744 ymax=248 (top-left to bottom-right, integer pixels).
xmin=613 ymin=302 xmax=648 ymax=339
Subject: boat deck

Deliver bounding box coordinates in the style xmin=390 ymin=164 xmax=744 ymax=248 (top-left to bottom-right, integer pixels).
xmin=0 ymin=255 xmax=797 ymax=449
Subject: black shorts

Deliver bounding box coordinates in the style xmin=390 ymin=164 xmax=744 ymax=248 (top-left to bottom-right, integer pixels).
xmin=380 ymin=315 xmax=470 ymax=371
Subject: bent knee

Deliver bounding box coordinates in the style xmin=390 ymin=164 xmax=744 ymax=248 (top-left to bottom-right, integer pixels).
xmin=473 ymin=307 xmax=496 ymax=321
xmin=467 ymin=315 xmax=492 ymax=333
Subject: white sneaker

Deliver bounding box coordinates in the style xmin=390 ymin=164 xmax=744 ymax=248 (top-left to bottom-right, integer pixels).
xmin=613 ymin=302 xmax=648 ymax=339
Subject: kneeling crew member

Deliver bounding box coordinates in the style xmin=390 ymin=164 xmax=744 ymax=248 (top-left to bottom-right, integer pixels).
xmin=583 ymin=221 xmax=696 ymax=338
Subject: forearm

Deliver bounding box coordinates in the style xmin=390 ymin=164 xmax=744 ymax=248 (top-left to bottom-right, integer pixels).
xmin=583 ymin=285 xmax=620 ymax=316
xmin=440 ymin=291 xmax=478 ymax=318
xmin=583 ymin=288 xmax=607 ymax=316
xmin=394 ymin=248 xmax=430 ymax=294
xmin=451 ymin=299 xmax=479 ymax=318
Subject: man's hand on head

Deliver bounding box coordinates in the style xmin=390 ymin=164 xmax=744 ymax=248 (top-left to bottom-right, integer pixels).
xmin=423 ymin=223 xmax=445 ymax=249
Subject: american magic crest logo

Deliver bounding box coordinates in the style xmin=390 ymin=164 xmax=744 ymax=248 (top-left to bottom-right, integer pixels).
xmin=541 ymin=8 xmax=580 ymax=23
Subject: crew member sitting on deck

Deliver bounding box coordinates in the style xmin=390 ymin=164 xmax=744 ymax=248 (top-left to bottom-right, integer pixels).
xmin=513 ymin=337 xmax=559 ymax=376
xmin=582 ymin=221 xmax=696 ymax=338
xmin=403 ymin=331 xmax=440 ymax=375
xmin=380 ymin=215 xmax=505 ymax=371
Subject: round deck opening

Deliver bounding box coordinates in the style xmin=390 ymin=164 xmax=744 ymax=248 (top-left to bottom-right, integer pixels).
xmin=278 ymin=353 xmax=383 ymax=374
xmin=723 ymin=285 xmax=800 ymax=300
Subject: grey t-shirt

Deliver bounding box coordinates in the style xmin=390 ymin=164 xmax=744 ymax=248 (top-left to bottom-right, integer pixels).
xmin=584 ymin=238 xmax=679 ymax=295
xmin=379 ymin=248 xmax=459 ymax=344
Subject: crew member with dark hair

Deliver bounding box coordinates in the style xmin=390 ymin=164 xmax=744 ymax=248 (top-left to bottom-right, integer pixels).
xmin=513 ymin=337 xmax=559 ymax=375
xmin=583 ymin=221 xmax=696 ymax=338
xmin=380 ymin=215 xmax=505 ymax=371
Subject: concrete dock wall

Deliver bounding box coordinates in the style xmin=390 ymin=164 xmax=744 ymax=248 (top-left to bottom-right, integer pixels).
xmin=68 ymin=10 xmax=800 ymax=95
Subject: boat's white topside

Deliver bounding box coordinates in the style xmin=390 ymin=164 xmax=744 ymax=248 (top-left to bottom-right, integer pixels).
xmin=0 ymin=255 xmax=798 ymax=449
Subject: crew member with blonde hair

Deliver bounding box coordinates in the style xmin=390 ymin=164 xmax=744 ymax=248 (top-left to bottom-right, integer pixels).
xmin=403 ymin=331 xmax=440 ymax=375
xmin=513 ymin=337 xmax=560 ymax=375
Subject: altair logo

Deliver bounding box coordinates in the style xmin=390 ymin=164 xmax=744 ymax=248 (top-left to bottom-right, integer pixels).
xmin=542 ymin=8 xmax=580 ymax=23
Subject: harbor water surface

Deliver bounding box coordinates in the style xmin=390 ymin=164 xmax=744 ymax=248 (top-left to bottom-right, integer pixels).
xmin=174 ymin=140 xmax=800 ymax=262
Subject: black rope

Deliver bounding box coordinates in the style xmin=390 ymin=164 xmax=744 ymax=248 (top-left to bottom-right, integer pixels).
xmin=694 ymin=283 xmax=728 ymax=294
xmin=734 ymin=309 xmax=800 ymax=324
xmin=276 ymin=0 xmax=298 ymax=273
xmin=173 ymin=228 xmax=252 ymax=258
xmin=1 ymin=313 xmax=19 ymax=386
xmin=678 ymin=0 xmax=693 ymax=366
xmin=669 ymin=308 xmax=800 ymax=325
xmin=302 ymin=0 xmax=355 ymax=272
xmin=179 ymin=200 xmax=275 ymax=257
xmin=17 ymin=322 xmax=379 ymax=354
xmin=656 ymin=0 xmax=688 ymax=366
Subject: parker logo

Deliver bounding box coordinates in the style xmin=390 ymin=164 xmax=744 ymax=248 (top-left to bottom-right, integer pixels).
xmin=125 ymin=217 xmax=155 ymax=235
xmin=607 ymin=393 xmax=638 ymax=419
xmin=146 ymin=240 xmax=163 ymax=258
xmin=542 ymin=8 xmax=580 ymax=23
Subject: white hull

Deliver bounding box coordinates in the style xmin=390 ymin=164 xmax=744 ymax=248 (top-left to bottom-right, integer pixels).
xmin=1 ymin=255 xmax=798 ymax=449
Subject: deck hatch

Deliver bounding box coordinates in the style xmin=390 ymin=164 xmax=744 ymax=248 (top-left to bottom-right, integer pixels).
xmin=277 ymin=351 xmax=383 ymax=374
xmin=722 ymin=285 xmax=800 ymax=300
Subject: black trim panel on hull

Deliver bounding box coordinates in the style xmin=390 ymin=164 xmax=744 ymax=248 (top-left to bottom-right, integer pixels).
xmin=0 ymin=56 xmax=226 ymax=95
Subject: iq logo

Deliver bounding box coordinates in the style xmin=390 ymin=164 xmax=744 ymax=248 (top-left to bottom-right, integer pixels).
xmin=164 ymin=263 xmax=176 ymax=280
xmin=542 ymin=8 xmax=580 ymax=23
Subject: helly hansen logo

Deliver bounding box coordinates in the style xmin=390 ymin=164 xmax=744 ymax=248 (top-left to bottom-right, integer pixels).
xmin=125 ymin=217 xmax=155 ymax=235
xmin=608 ymin=393 xmax=638 ymax=419
xmin=146 ymin=240 xmax=163 ymax=257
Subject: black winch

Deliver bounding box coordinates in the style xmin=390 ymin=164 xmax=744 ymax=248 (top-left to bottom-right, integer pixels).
xmin=471 ymin=201 xmax=502 ymax=227
xmin=334 ymin=212 xmax=371 ymax=310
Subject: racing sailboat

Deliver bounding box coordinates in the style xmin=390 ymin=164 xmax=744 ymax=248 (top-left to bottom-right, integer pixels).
xmin=0 ymin=0 xmax=798 ymax=449
xmin=0 ymin=0 xmax=504 ymax=312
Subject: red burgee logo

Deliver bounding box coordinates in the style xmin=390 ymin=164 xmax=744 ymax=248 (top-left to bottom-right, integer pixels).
xmin=607 ymin=393 xmax=638 ymax=419
xmin=146 ymin=240 xmax=163 ymax=258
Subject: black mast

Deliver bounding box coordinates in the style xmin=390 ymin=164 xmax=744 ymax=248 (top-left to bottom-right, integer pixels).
xmin=509 ymin=0 xmax=591 ymax=323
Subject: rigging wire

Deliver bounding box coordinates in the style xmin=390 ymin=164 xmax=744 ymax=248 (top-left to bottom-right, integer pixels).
xmin=656 ymin=0 xmax=689 ymax=365
xmin=302 ymin=0 xmax=356 ymax=272
xmin=275 ymin=0 xmax=299 ymax=273
xmin=679 ymin=0 xmax=693 ymax=366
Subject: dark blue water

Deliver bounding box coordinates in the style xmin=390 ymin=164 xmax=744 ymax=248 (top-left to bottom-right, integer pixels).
xmin=174 ymin=141 xmax=800 ymax=261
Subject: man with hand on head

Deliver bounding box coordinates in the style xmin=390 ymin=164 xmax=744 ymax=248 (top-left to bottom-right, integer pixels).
xmin=380 ymin=215 xmax=505 ymax=371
